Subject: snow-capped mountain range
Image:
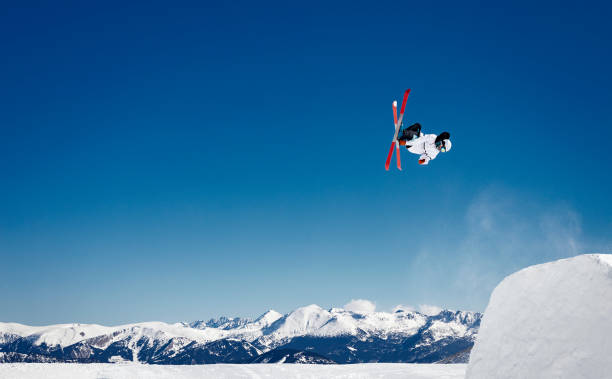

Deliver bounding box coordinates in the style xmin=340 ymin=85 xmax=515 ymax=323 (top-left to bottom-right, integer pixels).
xmin=0 ymin=304 xmax=481 ymax=364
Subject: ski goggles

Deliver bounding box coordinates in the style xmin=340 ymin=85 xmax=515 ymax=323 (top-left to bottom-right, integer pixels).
xmin=436 ymin=141 xmax=446 ymax=152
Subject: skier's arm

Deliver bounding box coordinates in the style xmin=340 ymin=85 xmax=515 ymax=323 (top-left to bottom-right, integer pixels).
xmin=415 ymin=135 xmax=438 ymax=164
xmin=423 ymin=138 xmax=440 ymax=161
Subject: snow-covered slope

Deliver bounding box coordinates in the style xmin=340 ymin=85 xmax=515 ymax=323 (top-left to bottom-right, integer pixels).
xmin=0 ymin=304 xmax=481 ymax=364
xmin=0 ymin=362 xmax=468 ymax=379
xmin=466 ymin=254 xmax=612 ymax=379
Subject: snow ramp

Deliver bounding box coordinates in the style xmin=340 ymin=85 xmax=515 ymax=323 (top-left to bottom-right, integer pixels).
xmin=466 ymin=254 xmax=612 ymax=379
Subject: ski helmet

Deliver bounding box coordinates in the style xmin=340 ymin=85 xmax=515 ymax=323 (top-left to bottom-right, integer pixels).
xmin=442 ymin=139 xmax=452 ymax=152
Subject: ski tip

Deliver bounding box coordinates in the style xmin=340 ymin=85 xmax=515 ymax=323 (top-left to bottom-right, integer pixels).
xmin=393 ymin=100 xmax=397 ymax=106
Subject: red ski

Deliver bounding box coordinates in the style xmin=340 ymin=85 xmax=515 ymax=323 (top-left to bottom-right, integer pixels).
xmin=385 ymin=89 xmax=410 ymax=170
xmin=394 ymin=101 xmax=401 ymax=170
xmin=385 ymin=100 xmax=398 ymax=171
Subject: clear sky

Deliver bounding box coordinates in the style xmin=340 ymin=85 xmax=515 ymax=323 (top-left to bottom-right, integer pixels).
xmin=1 ymin=1 xmax=611 ymax=325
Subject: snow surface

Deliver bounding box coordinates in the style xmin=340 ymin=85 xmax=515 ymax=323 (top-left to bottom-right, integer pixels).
xmin=466 ymin=254 xmax=612 ymax=379
xmin=0 ymin=363 xmax=466 ymax=379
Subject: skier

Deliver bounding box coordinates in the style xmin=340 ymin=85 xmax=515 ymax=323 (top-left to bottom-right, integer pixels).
xmin=397 ymin=123 xmax=452 ymax=165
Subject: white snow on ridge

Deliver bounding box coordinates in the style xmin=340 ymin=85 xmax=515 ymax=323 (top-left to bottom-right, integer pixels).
xmin=1 ymin=303 xmax=477 ymax=349
xmin=467 ymin=254 xmax=612 ymax=379
xmin=269 ymin=305 xmax=332 ymax=338
xmin=427 ymin=320 xmax=468 ymax=341
xmin=0 ymin=321 xmax=225 ymax=347
xmin=265 ymin=305 xmax=431 ymax=340
xmin=0 ymin=322 xmax=116 ymax=347
xmin=254 ymin=310 xmax=283 ymax=326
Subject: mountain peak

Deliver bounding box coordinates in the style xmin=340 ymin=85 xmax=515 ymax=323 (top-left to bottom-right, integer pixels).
xmin=189 ymin=316 xmax=249 ymax=330
xmin=254 ymin=310 xmax=283 ymax=325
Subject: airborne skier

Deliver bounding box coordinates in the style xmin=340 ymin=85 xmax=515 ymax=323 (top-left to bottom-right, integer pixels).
xmin=385 ymin=89 xmax=452 ymax=170
xmin=398 ymin=123 xmax=452 ymax=165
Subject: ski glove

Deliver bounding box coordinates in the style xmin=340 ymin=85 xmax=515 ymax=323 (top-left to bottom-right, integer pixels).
xmin=418 ymin=155 xmax=430 ymax=165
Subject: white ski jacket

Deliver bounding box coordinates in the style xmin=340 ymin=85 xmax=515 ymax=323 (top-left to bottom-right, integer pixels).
xmin=406 ymin=134 xmax=440 ymax=165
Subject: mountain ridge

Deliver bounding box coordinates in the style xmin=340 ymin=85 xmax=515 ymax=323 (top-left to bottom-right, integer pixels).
xmin=0 ymin=304 xmax=481 ymax=364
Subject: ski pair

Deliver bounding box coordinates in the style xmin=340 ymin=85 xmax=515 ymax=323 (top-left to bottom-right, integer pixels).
xmin=385 ymin=89 xmax=411 ymax=171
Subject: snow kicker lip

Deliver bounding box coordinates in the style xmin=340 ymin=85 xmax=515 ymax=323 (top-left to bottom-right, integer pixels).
xmin=467 ymin=254 xmax=612 ymax=379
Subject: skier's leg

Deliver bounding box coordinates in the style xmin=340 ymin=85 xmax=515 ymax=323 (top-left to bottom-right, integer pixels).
xmin=398 ymin=123 xmax=422 ymax=141
xmin=409 ymin=123 xmax=421 ymax=136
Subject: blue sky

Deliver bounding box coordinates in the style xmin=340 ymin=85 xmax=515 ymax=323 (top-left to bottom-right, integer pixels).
xmin=1 ymin=1 xmax=611 ymax=325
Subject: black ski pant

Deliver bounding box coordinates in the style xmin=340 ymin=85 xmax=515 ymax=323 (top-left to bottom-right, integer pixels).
xmin=398 ymin=123 xmax=421 ymax=141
